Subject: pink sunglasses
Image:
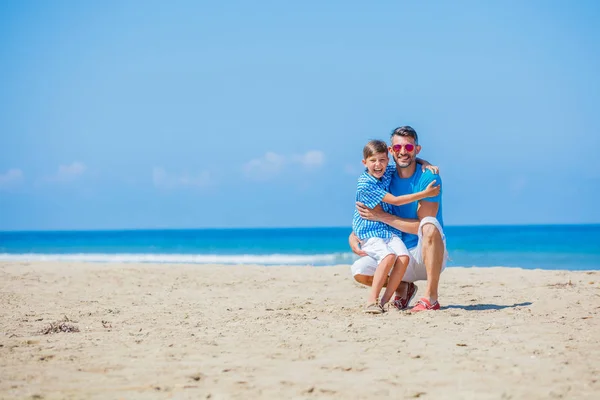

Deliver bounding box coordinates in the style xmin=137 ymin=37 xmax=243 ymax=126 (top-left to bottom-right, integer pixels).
xmin=391 ymin=143 xmax=415 ymax=153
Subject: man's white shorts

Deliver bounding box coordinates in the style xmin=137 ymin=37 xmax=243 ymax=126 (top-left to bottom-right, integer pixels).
xmin=361 ymin=235 xmax=409 ymax=264
xmin=351 ymin=217 xmax=448 ymax=282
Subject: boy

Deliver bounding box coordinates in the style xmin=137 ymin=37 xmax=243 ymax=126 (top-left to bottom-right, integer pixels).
xmin=352 ymin=140 xmax=439 ymax=313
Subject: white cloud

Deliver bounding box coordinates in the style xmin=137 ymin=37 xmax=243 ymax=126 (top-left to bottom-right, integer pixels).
xmin=153 ymin=167 xmax=211 ymax=189
xmin=242 ymin=152 xmax=286 ymax=180
xmin=243 ymin=150 xmax=325 ymax=180
xmin=45 ymin=162 xmax=86 ymax=183
xmin=293 ymin=150 xmax=325 ymax=169
xmin=0 ymin=168 xmax=24 ymax=189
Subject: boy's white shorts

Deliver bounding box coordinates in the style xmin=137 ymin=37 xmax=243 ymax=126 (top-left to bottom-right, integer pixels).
xmin=361 ymin=235 xmax=409 ymax=264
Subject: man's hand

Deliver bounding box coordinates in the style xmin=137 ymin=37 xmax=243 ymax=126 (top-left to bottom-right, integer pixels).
xmin=356 ymin=202 xmax=386 ymax=222
xmin=348 ymin=232 xmax=367 ymax=257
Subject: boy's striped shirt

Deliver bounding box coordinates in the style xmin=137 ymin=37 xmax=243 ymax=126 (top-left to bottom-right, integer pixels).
xmin=352 ymin=165 xmax=402 ymax=240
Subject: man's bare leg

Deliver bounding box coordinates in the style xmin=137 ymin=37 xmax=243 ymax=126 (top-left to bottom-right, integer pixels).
xmin=355 ymin=275 xmax=393 ymax=288
xmin=421 ymin=223 xmax=445 ymax=303
xmin=354 ymin=274 xmax=373 ymax=286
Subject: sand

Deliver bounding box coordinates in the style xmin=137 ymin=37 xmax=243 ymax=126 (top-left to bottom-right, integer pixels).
xmin=0 ymin=262 xmax=599 ymax=399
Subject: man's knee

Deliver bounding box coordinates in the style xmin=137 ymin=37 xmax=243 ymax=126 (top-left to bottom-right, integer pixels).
xmin=422 ymin=222 xmax=443 ymax=247
xmin=354 ymin=274 xmax=373 ymax=286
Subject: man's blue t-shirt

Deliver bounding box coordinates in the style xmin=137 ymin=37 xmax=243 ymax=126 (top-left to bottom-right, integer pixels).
xmin=388 ymin=167 xmax=444 ymax=249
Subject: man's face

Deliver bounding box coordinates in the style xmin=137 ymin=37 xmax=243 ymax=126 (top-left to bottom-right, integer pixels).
xmin=390 ymin=135 xmax=421 ymax=168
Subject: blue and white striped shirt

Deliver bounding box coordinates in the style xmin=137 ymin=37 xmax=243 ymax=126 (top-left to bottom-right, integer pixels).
xmin=352 ymin=165 xmax=403 ymax=240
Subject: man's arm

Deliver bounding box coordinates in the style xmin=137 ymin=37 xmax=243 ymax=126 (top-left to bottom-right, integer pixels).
xmin=379 ymin=195 xmax=441 ymax=232
xmin=416 ymin=171 xmax=442 ymax=219
xmin=356 ymin=203 xmax=421 ymax=235
xmin=417 ymin=200 xmax=440 ymax=220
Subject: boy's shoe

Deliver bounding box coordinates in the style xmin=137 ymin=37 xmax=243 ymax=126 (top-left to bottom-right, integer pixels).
xmin=392 ymin=283 xmax=418 ymax=310
xmin=410 ymin=297 xmax=441 ymax=312
xmin=364 ymin=303 xmax=385 ymax=314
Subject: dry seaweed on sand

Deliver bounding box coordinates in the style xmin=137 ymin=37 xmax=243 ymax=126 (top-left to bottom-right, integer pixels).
xmin=38 ymin=315 xmax=80 ymax=335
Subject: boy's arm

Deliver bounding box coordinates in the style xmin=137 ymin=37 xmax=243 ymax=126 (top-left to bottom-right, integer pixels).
xmin=416 ymin=157 xmax=439 ymax=174
xmin=381 ymin=180 xmax=439 ymax=206
xmin=382 ymin=192 xmax=427 ymax=206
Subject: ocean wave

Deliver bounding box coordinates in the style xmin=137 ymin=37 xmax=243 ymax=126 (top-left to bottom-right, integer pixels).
xmin=0 ymin=252 xmax=357 ymax=266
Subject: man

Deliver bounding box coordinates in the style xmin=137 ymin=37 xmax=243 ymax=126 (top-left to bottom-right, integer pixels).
xmin=349 ymin=126 xmax=447 ymax=312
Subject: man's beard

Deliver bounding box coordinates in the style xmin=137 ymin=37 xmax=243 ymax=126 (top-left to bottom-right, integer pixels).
xmin=395 ymin=156 xmax=414 ymax=168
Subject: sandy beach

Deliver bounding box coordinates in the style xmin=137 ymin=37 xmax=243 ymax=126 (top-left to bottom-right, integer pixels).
xmin=0 ymin=262 xmax=599 ymax=399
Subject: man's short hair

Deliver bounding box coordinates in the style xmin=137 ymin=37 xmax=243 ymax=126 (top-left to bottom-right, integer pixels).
xmin=391 ymin=126 xmax=419 ymax=145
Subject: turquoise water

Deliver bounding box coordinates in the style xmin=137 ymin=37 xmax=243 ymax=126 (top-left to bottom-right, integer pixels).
xmin=0 ymin=225 xmax=599 ymax=270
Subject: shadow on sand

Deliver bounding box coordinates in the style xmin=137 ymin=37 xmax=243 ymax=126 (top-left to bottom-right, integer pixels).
xmin=441 ymin=302 xmax=532 ymax=311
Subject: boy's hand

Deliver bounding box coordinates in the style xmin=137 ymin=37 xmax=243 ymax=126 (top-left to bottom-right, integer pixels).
xmin=423 ymin=180 xmax=441 ymax=197
xmin=422 ymin=164 xmax=439 ymax=174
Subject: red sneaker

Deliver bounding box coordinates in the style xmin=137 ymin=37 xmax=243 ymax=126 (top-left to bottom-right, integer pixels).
xmin=392 ymin=282 xmax=418 ymax=310
xmin=410 ymin=297 xmax=441 ymax=312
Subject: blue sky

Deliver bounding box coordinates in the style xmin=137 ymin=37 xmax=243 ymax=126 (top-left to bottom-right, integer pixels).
xmin=1 ymin=0 xmax=599 ymax=230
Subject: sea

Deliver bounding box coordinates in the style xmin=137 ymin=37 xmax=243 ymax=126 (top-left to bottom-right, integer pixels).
xmin=0 ymin=225 xmax=599 ymax=271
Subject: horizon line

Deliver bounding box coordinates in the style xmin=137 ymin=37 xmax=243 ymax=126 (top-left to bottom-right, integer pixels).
xmin=1 ymin=222 xmax=600 ymax=234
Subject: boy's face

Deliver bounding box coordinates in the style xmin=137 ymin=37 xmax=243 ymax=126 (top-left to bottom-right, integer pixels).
xmin=362 ymin=152 xmax=389 ymax=179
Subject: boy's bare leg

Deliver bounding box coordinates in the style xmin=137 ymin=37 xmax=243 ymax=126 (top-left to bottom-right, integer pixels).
xmin=368 ymin=254 xmax=396 ymax=304
xmin=380 ymin=256 xmax=409 ymax=305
